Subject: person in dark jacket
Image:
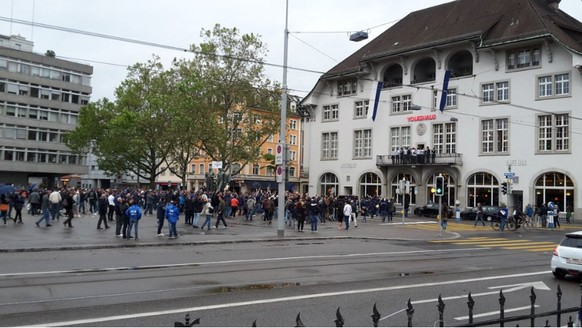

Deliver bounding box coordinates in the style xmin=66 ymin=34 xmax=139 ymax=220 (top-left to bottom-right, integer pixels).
xmin=12 ymin=193 xmax=25 ymax=223
xmin=156 ymin=197 xmax=167 ymax=236
xmin=114 ymin=197 xmax=127 ymax=237
xmin=62 ymin=191 xmax=75 ymax=228
xmin=97 ymin=192 xmax=110 ymax=229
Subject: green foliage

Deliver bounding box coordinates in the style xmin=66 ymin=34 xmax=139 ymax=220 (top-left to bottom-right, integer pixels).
xmin=65 ymin=25 xmax=282 ymax=189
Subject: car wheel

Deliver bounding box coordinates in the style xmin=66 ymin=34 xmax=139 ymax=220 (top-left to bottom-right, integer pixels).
xmin=553 ymin=270 xmax=566 ymax=279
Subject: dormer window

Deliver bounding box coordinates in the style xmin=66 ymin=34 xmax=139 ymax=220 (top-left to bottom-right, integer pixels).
xmin=507 ymin=46 xmax=541 ymax=70
xmin=337 ymin=79 xmax=357 ymax=96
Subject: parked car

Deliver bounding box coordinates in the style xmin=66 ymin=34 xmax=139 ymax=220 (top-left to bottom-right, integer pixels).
xmin=414 ymin=203 xmax=453 ymax=218
xmin=460 ymin=206 xmax=501 ymax=221
xmin=551 ymin=231 xmax=582 ymax=279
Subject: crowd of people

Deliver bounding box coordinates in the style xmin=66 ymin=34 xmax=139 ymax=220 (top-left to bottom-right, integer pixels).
xmin=0 ymin=187 xmax=403 ymax=238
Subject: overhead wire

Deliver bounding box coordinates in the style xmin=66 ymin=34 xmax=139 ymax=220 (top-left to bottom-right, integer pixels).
xmin=2 ymin=15 xmax=579 ymax=127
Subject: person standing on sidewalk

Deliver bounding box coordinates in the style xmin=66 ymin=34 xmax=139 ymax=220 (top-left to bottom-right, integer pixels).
xmin=97 ymin=192 xmax=110 ymax=229
xmin=308 ymin=197 xmax=319 ymax=232
xmin=114 ymin=197 xmax=127 ymax=237
xmin=192 ymin=194 xmax=204 ymax=228
xmin=343 ymin=200 xmax=353 ymax=230
xmin=214 ymin=194 xmax=228 ymax=229
xmin=0 ymin=194 xmax=9 ymax=224
xmin=295 ymin=198 xmax=306 ymax=232
xmin=200 ymin=195 xmax=214 ymax=232
xmin=245 ymin=196 xmax=256 ymax=221
xmin=12 ymin=192 xmax=24 ymax=224
xmin=474 ymin=203 xmax=486 ymax=226
xmin=156 ymin=197 xmax=166 ymax=236
xmin=125 ymin=199 xmax=142 ymax=240
xmin=165 ymin=199 xmax=180 ymax=239
xmin=62 ymin=191 xmax=75 ymax=228
xmin=35 ymin=190 xmax=52 ymax=227
xmin=49 ymin=189 xmax=62 ymax=222
xmin=28 ymin=188 xmax=41 ymax=216
xmin=107 ymin=191 xmax=116 ymax=222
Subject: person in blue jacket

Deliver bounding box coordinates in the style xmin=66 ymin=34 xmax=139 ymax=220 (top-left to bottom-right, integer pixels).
xmin=499 ymin=204 xmax=508 ymax=231
xmin=165 ymin=200 xmax=180 ymax=239
xmin=125 ymin=199 xmax=142 ymax=240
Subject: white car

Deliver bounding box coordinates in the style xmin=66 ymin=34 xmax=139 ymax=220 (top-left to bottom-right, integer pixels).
xmin=551 ymin=231 xmax=582 ymax=279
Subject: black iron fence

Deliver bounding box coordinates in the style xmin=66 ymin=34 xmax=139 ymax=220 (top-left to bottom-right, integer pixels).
xmin=174 ymin=284 xmax=581 ymax=327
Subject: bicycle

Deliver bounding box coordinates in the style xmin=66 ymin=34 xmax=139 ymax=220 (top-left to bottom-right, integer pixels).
xmin=507 ymin=213 xmax=534 ymax=231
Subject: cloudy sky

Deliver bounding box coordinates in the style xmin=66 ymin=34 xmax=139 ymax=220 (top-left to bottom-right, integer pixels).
xmin=1 ymin=0 xmax=581 ymax=100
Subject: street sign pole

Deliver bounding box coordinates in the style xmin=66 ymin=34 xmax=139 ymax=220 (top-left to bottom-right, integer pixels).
xmin=438 ymin=196 xmax=442 ymax=236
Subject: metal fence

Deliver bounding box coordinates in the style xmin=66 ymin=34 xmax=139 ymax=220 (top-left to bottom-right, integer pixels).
xmin=174 ymin=284 xmax=581 ymax=327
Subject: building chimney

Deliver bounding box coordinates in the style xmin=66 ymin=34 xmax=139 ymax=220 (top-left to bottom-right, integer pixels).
xmin=546 ymin=0 xmax=561 ymax=11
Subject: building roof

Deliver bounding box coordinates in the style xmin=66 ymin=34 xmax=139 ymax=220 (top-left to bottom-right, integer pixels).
xmin=323 ymin=0 xmax=582 ymax=79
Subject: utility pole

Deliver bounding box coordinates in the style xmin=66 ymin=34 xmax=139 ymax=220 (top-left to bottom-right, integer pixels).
xmin=276 ymin=0 xmax=289 ymax=237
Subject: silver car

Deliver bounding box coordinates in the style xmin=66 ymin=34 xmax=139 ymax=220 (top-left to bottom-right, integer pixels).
xmin=551 ymin=231 xmax=582 ymax=279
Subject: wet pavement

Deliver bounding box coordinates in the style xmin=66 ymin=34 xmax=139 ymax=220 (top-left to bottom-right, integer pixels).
xmin=0 ymin=211 xmax=458 ymax=253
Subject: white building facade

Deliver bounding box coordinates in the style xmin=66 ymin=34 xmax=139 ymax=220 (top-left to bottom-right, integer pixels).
xmin=301 ymin=0 xmax=582 ymax=213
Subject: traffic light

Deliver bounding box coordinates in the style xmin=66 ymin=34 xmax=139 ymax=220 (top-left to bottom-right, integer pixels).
xmin=435 ymin=176 xmax=445 ymax=196
xmin=501 ymin=182 xmax=507 ymax=195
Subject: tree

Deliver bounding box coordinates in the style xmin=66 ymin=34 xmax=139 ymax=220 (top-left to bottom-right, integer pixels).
xmin=66 ymin=56 xmax=176 ymax=188
xmin=190 ymin=24 xmax=282 ymax=191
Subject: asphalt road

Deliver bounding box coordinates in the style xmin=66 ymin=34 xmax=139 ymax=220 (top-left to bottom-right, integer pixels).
xmin=1 ymin=224 xmax=580 ymax=327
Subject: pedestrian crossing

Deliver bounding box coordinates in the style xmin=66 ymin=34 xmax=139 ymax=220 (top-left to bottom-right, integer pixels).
xmin=403 ymin=222 xmax=491 ymax=232
xmin=430 ymin=236 xmax=557 ymax=252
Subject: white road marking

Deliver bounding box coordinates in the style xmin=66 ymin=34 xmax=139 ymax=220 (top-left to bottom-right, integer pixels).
xmin=1 ymin=248 xmax=488 ymax=277
xmin=29 ymin=270 xmax=552 ymax=327
xmin=454 ymin=305 xmax=540 ymax=321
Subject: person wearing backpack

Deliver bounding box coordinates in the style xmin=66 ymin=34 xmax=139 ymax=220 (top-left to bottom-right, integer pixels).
xmin=125 ymin=199 xmax=142 ymax=240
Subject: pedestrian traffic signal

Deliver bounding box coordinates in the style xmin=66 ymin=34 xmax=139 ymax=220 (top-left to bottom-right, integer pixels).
xmin=435 ymin=176 xmax=445 ymax=196
xmin=501 ymin=182 xmax=507 ymax=195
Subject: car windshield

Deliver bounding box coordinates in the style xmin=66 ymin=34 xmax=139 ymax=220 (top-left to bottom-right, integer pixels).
xmin=561 ymin=236 xmax=582 ymax=248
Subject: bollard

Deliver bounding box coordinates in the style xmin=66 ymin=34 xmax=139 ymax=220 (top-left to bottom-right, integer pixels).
xmin=530 ymin=286 xmax=537 ymax=327
xmin=371 ymin=303 xmax=381 ymax=327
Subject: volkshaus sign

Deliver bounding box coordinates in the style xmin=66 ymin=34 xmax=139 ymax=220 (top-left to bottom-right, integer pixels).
xmin=407 ymin=114 xmax=436 ymax=122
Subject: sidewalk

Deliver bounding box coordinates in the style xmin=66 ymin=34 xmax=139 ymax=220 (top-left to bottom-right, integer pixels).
xmin=0 ymin=211 xmax=458 ymax=253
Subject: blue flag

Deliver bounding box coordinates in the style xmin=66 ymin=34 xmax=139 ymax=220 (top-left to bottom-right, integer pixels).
xmin=439 ymin=70 xmax=452 ymax=113
xmin=369 ymin=81 xmax=383 ymax=121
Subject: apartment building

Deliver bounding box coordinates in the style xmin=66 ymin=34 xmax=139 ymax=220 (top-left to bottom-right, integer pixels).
xmin=300 ymin=0 xmax=582 ymax=213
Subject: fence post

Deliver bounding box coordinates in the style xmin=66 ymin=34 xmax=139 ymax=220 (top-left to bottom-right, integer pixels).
xmin=557 ymin=284 xmax=563 ymax=327
xmin=530 ymin=286 xmax=537 ymax=327
xmin=467 ymin=292 xmax=474 ymax=325
xmin=407 ymin=298 xmax=414 ymax=327
xmin=499 ymin=290 xmax=506 ymax=327
xmin=371 ymin=303 xmax=381 ymax=327
xmin=437 ymin=294 xmax=445 ymax=327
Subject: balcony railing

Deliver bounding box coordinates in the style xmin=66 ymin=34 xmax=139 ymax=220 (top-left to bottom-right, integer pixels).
xmin=376 ymin=153 xmax=463 ymax=166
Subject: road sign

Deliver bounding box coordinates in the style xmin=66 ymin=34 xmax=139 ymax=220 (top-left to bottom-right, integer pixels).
xmin=276 ymin=166 xmax=283 ymax=182
xmin=275 ymin=143 xmax=283 ymax=165
xmin=504 ymin=172 xmax=515 ymax=179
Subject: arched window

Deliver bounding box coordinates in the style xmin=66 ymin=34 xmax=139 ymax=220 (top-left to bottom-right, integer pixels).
xmin=448 ymin=50 xmax=473 ymax=77
xmin=360 ymin=172 xmax=382 ymax=197
xmin=199 ymin=164 xmax=205 ymax=175
xmin=534 ymin=172 xmax=574 ymax=211
xmin=466 ymin=172 xmax=499 ymax=207
xmin=320 ymin=173 xmax=339 ymax=197
xmin=426 ymin=174 xmax=456 ymax=206
xmin=383 ymin=64 xmax=403 ymax=88
xmin=413 ymin=58 xmax=436 ymax=84
xmin=391 ymin=173 xmax=416 ymax=205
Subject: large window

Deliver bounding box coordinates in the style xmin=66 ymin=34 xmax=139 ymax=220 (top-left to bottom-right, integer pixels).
xmin=390 ymin=126 xmax=411 ymax=151
xmin=537 ymin=73 xmax=570 ymax=99
xmin=534 ymin=172 xmax=574 ymax=212
xmin=354 ymin=100 xmax=369 ymax=118
xmin=481 ymin=118 xmax=509 ymax=154
xmin=322 ymin=104 xmax=339 ymax=121
xmin=466 ymin=172 xmax=500 ymax=207
xmin=391 ymin=95 xmax=412 ymax=113
xmin=537 ymin=114 xmax=569 ymax=152
xmin=354 ymin=129 xmax=372 ymax=158
xmin=391 ymin=173 xmax=416 ymax=205
xmin=360 ymin=172 xmax=382 ymax=197
xmin=433 ymin=89 xmax=458 ymax=109
xmin=481 ymin=81 xmax=510 ymax=104
xmin=322 ymin=132 xmax=338 ymax=160
xmin=507 ymin=46 xmax=541 ymax=70
xmin=320 ymin=173 xmax=339 ymax=197
xmin=433 ymin=123 xmax=456 ymax=154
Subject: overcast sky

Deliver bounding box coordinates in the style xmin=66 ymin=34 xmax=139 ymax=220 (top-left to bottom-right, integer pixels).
xmin=1 ymin=0 xmax=581 ymax=100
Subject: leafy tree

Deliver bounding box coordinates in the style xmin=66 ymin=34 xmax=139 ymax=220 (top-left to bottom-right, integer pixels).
xmin=66 ymin=56 xmax=175 ymax=188
xmin=190 ymin=24 xmax=282 ymax=191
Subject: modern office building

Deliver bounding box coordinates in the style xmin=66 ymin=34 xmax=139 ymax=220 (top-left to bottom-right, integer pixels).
xmin=0 ymin=34 xmax=93 ymax=189
xmin=300 ymin=0 xmax=582 ymax=213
